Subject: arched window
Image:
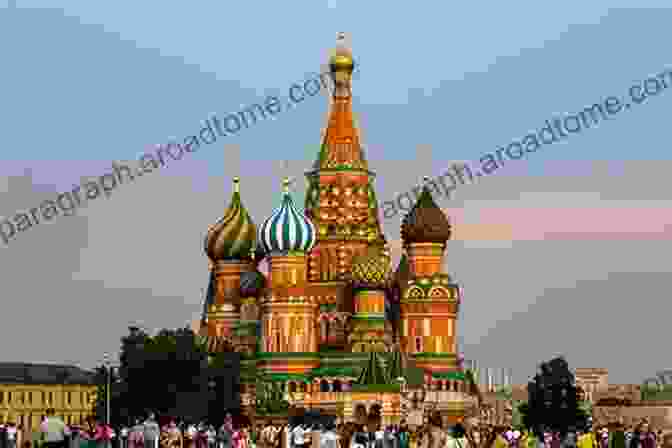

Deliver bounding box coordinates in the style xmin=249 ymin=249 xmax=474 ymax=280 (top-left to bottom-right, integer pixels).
xmin=299 ymin=382 xmax=307 ymax=393
xmin=320 ymin=380 xmax=330 ymax=392
xmin=415 ymin=337 xmax=422 ymax=353
xmin=355 ymin=404 xmax=367 ymax=423
xmin=320 ymin=318 xmax=329 ymax=343
xmin=289 ymin=382 xmax=297 ymax=393
xmin=333 ymin=380 xmax=342 ymax=392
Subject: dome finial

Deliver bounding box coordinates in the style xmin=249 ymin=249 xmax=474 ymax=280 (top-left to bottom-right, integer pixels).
xmin=330 ymin=33 xmax=354 ymax=75
xmin=233 ymin=177 xmax=240 ymax=193
xmin=282 ymin=177 xmax=291 ymax=193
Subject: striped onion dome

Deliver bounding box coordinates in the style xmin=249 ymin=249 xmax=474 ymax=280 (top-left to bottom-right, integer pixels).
xmin=351 ymin=245 xmax=392 ymax=290
xmin=259 ymin=178 xmax=317 ymax=254
xmin=205 ymin=177 xmax=257 ymax=261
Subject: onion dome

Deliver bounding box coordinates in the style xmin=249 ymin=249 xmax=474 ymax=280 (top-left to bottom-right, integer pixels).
xmin=401 ymin=177 xmax=452 ymax=246
xmin=205 ymin=177 xmax=257 ymax=261
xmin=351 ymin=245 xmax=392 ymax=290
xmin=239 ymin=269 xmax=266 ymax=297
xmin=329 ymin=32 xmax=355 ymax=74
xmin=259 ymin=178 xmax=317 ymax=254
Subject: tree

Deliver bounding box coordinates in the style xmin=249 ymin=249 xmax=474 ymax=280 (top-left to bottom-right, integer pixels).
xmin=525 ymin=357 xmax=589 ymax=437
xmin=111 ymin=325 xmax=219 ymax=424
xmin=208 ymin=351 xmax=242 ymax=423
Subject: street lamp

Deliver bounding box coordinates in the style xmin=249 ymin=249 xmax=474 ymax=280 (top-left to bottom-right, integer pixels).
xmin=103 ymin=353 xmax=111 ymax=426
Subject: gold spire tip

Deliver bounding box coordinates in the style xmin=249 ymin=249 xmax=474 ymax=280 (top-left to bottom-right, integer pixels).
xmin=233 ymin=177 xmax=240 ymax=193
xmin=282 ymin=177 xmax=291 ymax=192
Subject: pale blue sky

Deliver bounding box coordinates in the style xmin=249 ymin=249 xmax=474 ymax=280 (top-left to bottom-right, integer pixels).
xmin=2 ymin=1 xmax=672 ymax=384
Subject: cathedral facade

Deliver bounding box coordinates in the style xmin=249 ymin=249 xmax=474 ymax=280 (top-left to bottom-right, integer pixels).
xmin=199 ymin=35 xmax=469 ymax=425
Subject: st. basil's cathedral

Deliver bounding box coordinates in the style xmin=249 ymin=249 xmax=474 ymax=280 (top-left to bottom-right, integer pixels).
xmin=199 ymin=34 xmax=473 ymax=426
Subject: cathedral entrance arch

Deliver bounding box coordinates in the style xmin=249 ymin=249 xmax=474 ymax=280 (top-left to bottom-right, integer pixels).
xmin=354 ymin=404 xmax=368 ymax=424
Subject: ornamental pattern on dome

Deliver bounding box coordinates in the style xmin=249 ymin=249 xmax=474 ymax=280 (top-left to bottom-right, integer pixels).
xmin=205 ymin=178 xmax=257 ymax=261
xmin=350 ymin=245 xmax=392 ymax=290
xmin=259 ymin=179 xmax=317 ymax=254
xmin=401 ymin=181 xmax=452 ymax=245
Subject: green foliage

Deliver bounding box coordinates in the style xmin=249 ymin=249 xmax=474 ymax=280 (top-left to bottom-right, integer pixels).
xmin=526 ymin=356 xmax=588 ymax=435
xmin=641 ymin=384 xmax=672 ymax=401
xmin=511 ymin=400 xmax=524 ymax=429
xmin=111 ymin=325 xmax=234 ymax=425
xmin=495 ymin=385 xmax=513 ymax=400
xmin=517 ymin=401 xmax=533 ymax=431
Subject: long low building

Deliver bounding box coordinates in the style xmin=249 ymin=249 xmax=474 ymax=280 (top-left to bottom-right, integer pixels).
xmin=0 ymin=362 xmax=97 ymax=431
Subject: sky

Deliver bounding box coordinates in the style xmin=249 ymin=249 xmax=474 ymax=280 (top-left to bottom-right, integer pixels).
xmin=1 ymin=0 xmax=671 ymax=385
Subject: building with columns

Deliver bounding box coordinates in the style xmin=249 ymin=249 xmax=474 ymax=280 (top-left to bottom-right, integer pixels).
xmin=198 ymin=33 xmax=471 ymax=425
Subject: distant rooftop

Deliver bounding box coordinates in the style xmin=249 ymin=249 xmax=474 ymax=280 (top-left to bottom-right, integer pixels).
xmin=0 ymin=362 xmax=96 ymax=385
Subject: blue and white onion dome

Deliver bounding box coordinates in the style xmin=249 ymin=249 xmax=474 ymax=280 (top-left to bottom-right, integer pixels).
xmin=259 ymin=178 xmax=317 ymax=255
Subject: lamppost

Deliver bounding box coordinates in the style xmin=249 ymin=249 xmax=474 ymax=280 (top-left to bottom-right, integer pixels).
xmin=103 ymin=353 xmax=111 ymax=426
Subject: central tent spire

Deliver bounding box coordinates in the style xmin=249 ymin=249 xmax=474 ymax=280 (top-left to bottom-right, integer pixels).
xmin=313 ymin=32 xmax=368 ymax=171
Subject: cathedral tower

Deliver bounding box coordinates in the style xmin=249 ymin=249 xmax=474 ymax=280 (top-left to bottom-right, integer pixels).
xmin=257 ymin=178 xmax=320 ymax=375
xmin=399 ymin=179 xmax=460 ymax=373
xmin=349 ymin=246 xmax=393 ymax=352
xmin=203 ymin=177 xmax=257 ymax=340
xmin=305 ymin=33 xmax=386 ymax=284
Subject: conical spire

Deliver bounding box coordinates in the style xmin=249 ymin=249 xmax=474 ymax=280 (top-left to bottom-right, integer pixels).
xmin=313 ymin=33 xmax=368 ymax=171
xmin=356 ymin=352 xmax=390 ymax=385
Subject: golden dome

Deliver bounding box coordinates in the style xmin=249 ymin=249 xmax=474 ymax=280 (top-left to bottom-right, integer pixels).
xmin=329 ymin=32 xmax=355 ymax=74
xmin=351 ymin=245 xmax=392 ymax=290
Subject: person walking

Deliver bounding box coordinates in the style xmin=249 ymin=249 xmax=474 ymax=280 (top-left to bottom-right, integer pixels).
xmin=41 ymin=409 xmax=67 ymax=448
xmin=217 ymin=421 xmax=232 ymax=448
xmin=128 ymin=418 xmax=145 ymax=448
xmin=5 ymin=418 xmax=19 ymax=448
xmin=143 ymin=415 xmax=160 ymax=448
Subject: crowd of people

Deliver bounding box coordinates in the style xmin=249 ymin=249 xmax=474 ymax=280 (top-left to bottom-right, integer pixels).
xmin=0 ymin=410 xmax=668 ymax=448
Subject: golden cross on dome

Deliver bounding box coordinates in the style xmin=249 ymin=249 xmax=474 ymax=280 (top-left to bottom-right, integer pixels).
xmin=281 ymin=160 xmax=295 ymax=190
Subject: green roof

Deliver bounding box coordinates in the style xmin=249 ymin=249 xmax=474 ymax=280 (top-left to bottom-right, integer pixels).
xmin=309 ymin=366 xmax=359 ymax=378
xmin=431 ymin=371 xmax=466 ymax=381
xmin=356 ymin=352 xmax=390 ymax=386
xmin=260 ymin=373 xmax=311 ymax=383
xmin=388 ymin=351 xmax=404 ymax=380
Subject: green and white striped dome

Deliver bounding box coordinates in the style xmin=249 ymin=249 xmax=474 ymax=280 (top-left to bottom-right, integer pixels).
xmin=259 ymin=178 xmax=316 ymax=255
xmin=205 ymin=177 xmax=257 ymax=261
